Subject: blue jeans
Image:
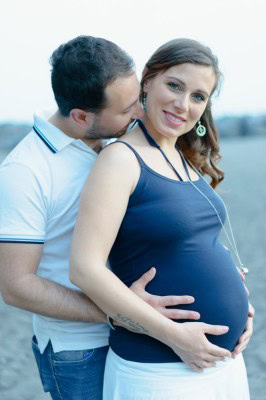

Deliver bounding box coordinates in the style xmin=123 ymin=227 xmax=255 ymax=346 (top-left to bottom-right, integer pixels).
xmin=32 ymin=336 xmax=108 ymax=400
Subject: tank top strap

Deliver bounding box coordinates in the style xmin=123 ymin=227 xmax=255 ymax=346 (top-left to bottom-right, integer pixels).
xmin=178 ymin=151 xmax=191 ymax=180
xmin=110 ymin=140 xmax=145 ymax=167
xmin=137 ymin=120 xmax=184 ymax=182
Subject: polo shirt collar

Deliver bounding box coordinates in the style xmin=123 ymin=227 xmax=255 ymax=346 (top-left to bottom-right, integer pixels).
xmin=33 ymin=113 xmax=76 ymax=153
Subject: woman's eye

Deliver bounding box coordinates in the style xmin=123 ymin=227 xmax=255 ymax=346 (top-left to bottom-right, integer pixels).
xmin=167 ymin=82 xmax=181 ymax=91
xmin=193 ymin=93 xmax=205 ymax=102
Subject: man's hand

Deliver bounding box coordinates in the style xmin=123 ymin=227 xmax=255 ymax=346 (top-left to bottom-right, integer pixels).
xmin=232 ymin=302 xmax=255 ymax=358
xmin=130 ymin=267 xmax=200 ymax=320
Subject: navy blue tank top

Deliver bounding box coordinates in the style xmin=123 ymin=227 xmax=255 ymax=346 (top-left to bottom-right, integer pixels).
xmin=108 ymin=122 xmax=249 ymax=363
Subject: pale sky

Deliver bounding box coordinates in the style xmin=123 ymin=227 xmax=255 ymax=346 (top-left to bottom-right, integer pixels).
xmin=0 ymin=0 xmax=265 ymax=123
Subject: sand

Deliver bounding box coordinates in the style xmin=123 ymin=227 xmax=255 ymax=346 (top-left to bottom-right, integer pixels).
xmin=0 ymin=135 xmax=265 ymax=400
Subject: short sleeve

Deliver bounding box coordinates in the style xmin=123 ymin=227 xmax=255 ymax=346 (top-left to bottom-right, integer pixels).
xmin=0 ymin=163 xmax=47 ymax=243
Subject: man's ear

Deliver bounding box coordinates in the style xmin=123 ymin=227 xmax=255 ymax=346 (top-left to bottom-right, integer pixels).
xmin=70 ymin=109 xmax=95 ymax=129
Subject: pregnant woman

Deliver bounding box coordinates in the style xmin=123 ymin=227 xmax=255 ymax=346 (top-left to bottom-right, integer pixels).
xmin=70 ymin=39 xmax=250 ymax=399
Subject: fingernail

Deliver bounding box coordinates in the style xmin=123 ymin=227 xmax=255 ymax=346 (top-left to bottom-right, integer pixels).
xmin=223 ymin=326 xmax=229 ymax=332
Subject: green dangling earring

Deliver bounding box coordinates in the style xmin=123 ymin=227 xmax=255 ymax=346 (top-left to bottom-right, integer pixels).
xmin=196 ymin=120 xmax=206 ymax=137
xmin=142 ymin=93 xmax=147 ymax=112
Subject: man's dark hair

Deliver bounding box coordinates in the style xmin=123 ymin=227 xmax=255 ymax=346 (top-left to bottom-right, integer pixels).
xmin=50 ymin=36 xmax=135 ymax=116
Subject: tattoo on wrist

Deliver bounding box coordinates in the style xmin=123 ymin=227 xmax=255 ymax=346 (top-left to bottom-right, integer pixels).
xmin=111 ymin=313 xmax=149 ymax=334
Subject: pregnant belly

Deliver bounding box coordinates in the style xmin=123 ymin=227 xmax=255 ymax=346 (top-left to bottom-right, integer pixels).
xmin=110 ymin=245 xmax=249 ymax=363
xmin=147 ymin=246 xmax=249 ymax=351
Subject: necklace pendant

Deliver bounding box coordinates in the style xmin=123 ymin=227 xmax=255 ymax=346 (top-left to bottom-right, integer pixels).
xmin=239 ymin=266 xmax=249 ymax=276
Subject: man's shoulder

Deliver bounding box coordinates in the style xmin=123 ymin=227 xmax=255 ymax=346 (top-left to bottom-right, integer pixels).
xmin=1 ymin=130 xmax=52 ymax=175
xmin=0 ymin=131 xmax=55 ymax=197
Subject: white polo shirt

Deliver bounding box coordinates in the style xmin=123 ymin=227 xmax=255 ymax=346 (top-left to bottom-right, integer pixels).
xmin=0 ymin=113 xmax=109 ymax=353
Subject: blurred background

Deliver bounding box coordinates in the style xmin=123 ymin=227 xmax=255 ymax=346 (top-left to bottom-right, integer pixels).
xmin=0 ymin=0 xmax=265 ymax=399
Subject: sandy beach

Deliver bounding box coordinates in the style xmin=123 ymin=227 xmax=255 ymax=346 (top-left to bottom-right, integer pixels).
xmin=0 ymin=135 xmax=265 ymax=400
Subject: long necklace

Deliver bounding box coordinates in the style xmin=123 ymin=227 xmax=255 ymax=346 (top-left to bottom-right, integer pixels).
xmin=138 ymin=120 xmax=249 ymax=276
xmin=184 ymin=164 xmax=249 ymax=276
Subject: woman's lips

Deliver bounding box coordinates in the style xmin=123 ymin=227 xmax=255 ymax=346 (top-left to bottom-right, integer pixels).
xmin=163 ymin=111 xmax=185 ymax=126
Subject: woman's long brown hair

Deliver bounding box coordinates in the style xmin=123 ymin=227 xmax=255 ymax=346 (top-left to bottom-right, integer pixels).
xmin=140 ymin=38 xmax=224 ymax=189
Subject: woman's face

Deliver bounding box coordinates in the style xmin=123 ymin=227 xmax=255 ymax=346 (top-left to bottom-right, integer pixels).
xmin=143 ymin=63 xmax=216 ymax=140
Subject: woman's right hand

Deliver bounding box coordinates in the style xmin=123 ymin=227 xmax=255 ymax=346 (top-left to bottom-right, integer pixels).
xmin=167 ymin=321 xmax=231 ymax=372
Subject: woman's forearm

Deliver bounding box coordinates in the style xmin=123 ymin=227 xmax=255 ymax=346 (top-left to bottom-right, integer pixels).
xmin=70 ymin=260 xmax=232 ymax=371
xmin=70 ymin=262 xmax=174 ymax=345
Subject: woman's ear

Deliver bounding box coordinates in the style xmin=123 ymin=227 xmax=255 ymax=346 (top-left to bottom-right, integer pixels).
xmin=143 ymin=79 xmax=151 ymax=93
xmin=141 ymin=67 xmax=148 ymax=79
xmin=142 ymin=67 xmax=152 ymax=93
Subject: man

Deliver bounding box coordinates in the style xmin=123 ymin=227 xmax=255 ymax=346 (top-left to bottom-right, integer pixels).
xmin=0 ymin=36 xmax=253 ymax=400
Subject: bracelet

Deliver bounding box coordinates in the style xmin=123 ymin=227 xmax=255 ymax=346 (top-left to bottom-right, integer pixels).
xmin=107 ymin=316 xmax=116 ymax=330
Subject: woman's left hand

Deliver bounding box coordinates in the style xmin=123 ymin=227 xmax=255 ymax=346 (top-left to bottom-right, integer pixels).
xmin=232 ymin=302 xmax=255 ymax=358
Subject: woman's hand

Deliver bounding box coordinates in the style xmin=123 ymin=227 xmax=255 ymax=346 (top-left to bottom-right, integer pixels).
xmin=166 ymin=321 xmax=231 ymax=372
xmin=232 ymin=302 xmax=254 ymax=358
xmin=233 ymin=265 xmax=254 ymax=357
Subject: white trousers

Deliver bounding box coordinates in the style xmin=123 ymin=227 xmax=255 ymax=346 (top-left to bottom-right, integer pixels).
xmin=103 ymin=349 xmax=250 ymax=400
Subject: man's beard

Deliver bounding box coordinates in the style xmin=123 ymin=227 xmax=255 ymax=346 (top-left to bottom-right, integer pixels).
xmin=86 ymin=119 xmax=135 ymax=140
xmin=87 ymin=130 xmax=126 ymax=140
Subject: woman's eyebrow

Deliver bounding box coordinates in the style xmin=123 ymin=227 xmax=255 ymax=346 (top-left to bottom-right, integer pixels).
xmin=166 ymin=76 xmax=185 ymax=84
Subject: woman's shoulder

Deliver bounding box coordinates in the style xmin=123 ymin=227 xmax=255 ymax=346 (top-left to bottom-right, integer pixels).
xmin=99 ymin=136 xmax=142 ymax=166
xmin=90 ymin=138 xmax=141 ymax=188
